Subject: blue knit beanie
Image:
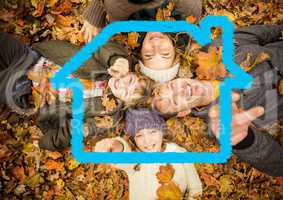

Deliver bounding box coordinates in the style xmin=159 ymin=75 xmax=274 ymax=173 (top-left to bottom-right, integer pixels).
xmin=125 ymin=108 xmax=167 ymax=137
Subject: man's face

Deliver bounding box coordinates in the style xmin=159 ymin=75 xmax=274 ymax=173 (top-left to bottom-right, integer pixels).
xmin=152 ymin=78 xmax=212 ymax=114
xmin=141 ymin=32 xmax=175 ymax=70
xmin=109 ymin=73 xmax=147 ymax=103
xmin=134 ymin=128 xmax=163 ymax=152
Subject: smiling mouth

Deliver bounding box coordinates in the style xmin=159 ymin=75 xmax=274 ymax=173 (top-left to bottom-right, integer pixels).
xmin=145 ymin=144 xmax=156 ymax=151
xmin=149 ymin=32 xmax=165 ymax=40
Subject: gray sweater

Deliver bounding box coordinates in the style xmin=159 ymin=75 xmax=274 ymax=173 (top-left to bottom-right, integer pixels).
xmin=232 ymin=25 xmax=283 ymax=177
xmin=83 ymin=0 xmax=202 ymax=27
xmin=193 ymin=25 xmax=283 ymax=177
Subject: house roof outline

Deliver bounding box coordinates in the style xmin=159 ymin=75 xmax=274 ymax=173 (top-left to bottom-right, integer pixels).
xmin=51 ymin=16 xmax=253 ymax=163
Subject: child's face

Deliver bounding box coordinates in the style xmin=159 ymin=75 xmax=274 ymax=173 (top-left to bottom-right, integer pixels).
xmin=134 ymin=128 xmax=163 ymax=152
xmin=141 ymin=32 xmax=175 ymax=70
xmin=108 ymin=73 xmax=148 ymax=103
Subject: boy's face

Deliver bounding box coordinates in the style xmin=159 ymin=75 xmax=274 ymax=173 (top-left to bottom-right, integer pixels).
xmin=109 ymin=73 xmax=146 ymax=103
xmin=134 ymin=128 xmax=163 ymax=152
xmin=152 ymin=78 xmax=212 ymax=114
xmin=141 ymin=32 xmax=175 ymax=70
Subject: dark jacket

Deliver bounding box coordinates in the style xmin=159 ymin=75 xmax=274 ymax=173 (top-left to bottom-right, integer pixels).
xmin=0 ymin=33 xmax=132 ymax=151
xmin=83 ymin=0 xmax=202 ymax=27
xmin=192 ymin=25 xmax=283 ymax=176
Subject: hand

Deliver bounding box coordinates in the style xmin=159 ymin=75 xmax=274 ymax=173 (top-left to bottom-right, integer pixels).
xmin=209 ymin=93 xmax=265 ymax=146
xmin=80 ymin=20 xmax=101 ymax=43
xmin=94 ymin=138 xmax=124 ymax=152
xmin=108 ymin=58 xmax=129 ymax=78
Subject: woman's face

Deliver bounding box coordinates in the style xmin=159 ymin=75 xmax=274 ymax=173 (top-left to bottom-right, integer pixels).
xmin=134 ymin=128 xmax=163 ymax=152
xmin=108 ymin=73 xmax=147 ymax=103
xmin=141 ymin=32 xmax=175 ymax=70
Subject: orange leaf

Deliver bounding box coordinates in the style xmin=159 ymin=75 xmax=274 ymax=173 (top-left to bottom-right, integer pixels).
xmin=156 ymin=182 xmax=182 ymax=200
xmin=279 ymin=79 xmax=283 ymax=95
xmin=276 ymin=177 xmax=283 ymax=186
xmin=102 ymin=95 xmax=117 ymax=112
xmin=156 ymin=164 xmax=175 ymax=184
xmin=127 ymin=32 xmax=140 ymax=49
xmin=195 ymin=46 xmax=226 ymax=80
xmin=12 ymin=166 xmax=26 ymax=183
xmin=32 ymin=0 xmax=45 ymax=17
xmin=46 ymin=151 xmax=63 ymax=160
xmin=186 ymin=15 xmax=197 ymax=23
xmin=45 ymin=160 xmax=65 ymax=171
xmin=56 ymin=15 xmax=75 ymax=27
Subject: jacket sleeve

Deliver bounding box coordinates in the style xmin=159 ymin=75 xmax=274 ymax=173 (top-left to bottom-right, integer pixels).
xmin=92 ymin=41 xmax=133 ymax=69
xmin=233 ymin=127 xmax=283 ymax=177
xmin=175 ymin=0 xmax=202 ymax=20
xmin=234 ymin=25 xmax=283 ymax=46
xmin=82 ymin=0 xmax=107 ymax=27
xmin=36 ymin=104 xmax=72 ymax=151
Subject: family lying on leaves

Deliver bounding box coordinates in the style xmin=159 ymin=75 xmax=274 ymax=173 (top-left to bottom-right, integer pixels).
xmin=1 ymin=0 xmax=283 ymax=199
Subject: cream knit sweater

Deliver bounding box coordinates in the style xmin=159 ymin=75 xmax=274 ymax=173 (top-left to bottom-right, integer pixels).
xmin=113 ymin=137 xmax=203 ymax=200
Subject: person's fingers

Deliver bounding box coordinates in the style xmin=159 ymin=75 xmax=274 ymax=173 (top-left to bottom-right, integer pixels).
xmin=234 ymin=106 xmax=264 ymax=126
xmin=209 ymin=104 xmax=219 ymax=119
xmin=231 ymin=129 xmax=249 ymax=146
xmin=232 ymin=92 xmax=240 ymax=103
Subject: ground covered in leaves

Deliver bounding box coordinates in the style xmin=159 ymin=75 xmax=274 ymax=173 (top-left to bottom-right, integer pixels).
xmin=1 ymin=0 xmax=283 ymax=199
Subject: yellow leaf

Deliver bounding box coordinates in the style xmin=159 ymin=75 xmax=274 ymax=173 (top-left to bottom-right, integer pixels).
xmin=22 ymin=143 xmax=35 ymax=155
xmin=127 ymin=32 xmax=140 ymax=49
xmin=102 ymin=95 xmax=117 ymax=112
xmin=66 ymin=156 xmax=80 ymax=171
xmin=47 ymin=0 xmax=58 ymax=7
xmin=156 ymin=182 xmax=182 ymax=200
xmin=215 ymin=10 xmax=236 ymax=22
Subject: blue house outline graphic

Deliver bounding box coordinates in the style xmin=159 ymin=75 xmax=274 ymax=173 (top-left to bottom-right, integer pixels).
xmin=51 ymin=16 xmax=253 ymax=163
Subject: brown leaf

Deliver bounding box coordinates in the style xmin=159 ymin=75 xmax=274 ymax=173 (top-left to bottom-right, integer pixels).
xmin=195 ymin=46 xmax=226 ymax=80
xmin=156 ymin=164 xmax=175 ymax=184
xmin=32 ymin=0 xmax=45 ymax=17
xmin=45 ymin=160 xmax=65 ymax=171
xmin=94 ymin=116 xmax=113 ymax=129
xmin=279 ymin=79 xmax=283 ymax=95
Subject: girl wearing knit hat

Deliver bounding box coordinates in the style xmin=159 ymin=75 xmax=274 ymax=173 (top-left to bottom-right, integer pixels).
xmin=94 ymin=108 xmax=203 ymax=199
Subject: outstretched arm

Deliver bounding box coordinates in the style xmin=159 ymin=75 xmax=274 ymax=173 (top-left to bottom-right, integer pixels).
xmin=209 ymin=93 xmax=283 ymax=177
xmin=234 ymin=127 xmax=283 ymax=177
xmin=234 ymin=25 xmax=283 ymax=46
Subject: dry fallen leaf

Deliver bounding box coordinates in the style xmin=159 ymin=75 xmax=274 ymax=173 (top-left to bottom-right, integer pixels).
xmin=94 ymin=116 xmax=114 ymax=129
xmin=156 ymin=164 xmax=175 ymax=184
xmin=45 ymin=160 xmax=65 ymax=171
xmin=279 ymin=79 xmax=283 ymax=95
xmin=195 ymin=46 xmax=227 ymax=80
xmin=127 ymin=32 xmax=140 ymax=49
xmin=156 ymin=182 xmax=182 ymax=200
xmin=101 ymin=95 xmax=117 ymax=112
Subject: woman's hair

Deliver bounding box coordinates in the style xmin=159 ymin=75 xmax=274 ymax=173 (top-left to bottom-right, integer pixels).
xmin=125 ymin=74 xmax=155 ymax=106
